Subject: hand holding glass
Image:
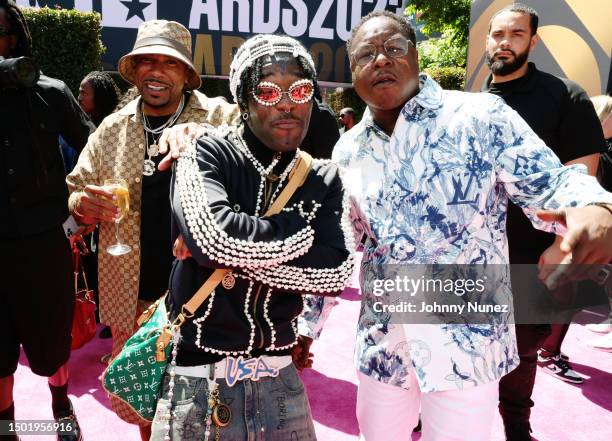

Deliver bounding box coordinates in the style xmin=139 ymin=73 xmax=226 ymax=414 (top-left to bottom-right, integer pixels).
xmin=104 ymin=178 xmax=131 ymax=256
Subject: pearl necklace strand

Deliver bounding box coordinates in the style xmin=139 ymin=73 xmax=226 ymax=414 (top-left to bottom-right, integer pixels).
xmin=229 ymin=131 xmax=300 ymax=216
xmin=163 ymin=328 xmax=181 ymax=441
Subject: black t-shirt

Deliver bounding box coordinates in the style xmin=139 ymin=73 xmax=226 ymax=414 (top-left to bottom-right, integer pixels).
xmin=138 ymin=114 xmax=175 ymax=301
xmin=482 ymin=63 xmax=606 ymax=263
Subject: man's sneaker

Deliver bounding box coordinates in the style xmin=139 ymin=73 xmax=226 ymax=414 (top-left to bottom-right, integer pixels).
xmin=585 ymin=322 xmax=612 ymax=334
xmin=586 ymin=332 xmax=612 ymax=352
xmin=55 ymin=402 xmax=83 ymax=441
xmin=537 ymin=350 xmax=584 ymax=384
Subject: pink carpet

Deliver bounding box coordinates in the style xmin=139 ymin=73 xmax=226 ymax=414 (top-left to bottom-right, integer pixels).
xmin=12 ymin=279 xmax=612 ymax=440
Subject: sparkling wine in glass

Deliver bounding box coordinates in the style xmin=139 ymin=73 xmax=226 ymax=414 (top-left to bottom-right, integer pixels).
xmin=104 ymin=178 xmax=132 ymax=256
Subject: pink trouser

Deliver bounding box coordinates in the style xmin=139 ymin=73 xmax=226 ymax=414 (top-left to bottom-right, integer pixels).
xmin=356 ymin=371 xmax=499 ymax=441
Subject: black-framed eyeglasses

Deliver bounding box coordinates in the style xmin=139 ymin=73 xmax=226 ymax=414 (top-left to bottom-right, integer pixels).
xmin=0 ymin=27 xmax=13 ymax=37
xmin=351 ymin=36 xmax=412 ymax=67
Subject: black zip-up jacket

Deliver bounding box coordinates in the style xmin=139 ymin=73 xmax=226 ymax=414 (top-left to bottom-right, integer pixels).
xmin=168 ymin=124 xmax=355 ymax=366
xmin=0 ymin=75 xmax=94 ymax=238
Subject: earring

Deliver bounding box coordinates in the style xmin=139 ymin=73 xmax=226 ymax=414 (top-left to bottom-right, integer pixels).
xmin=242 ymin=112 xmax=249 ymax=121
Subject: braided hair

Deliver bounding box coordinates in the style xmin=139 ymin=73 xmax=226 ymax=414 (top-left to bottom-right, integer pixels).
xmin=235 ymin=53 xmax=319 ymax=112
xmin=81 ymin=71 xmax=121 ymax=126
xmin=0 ymin=0 xmax=32 ymax=58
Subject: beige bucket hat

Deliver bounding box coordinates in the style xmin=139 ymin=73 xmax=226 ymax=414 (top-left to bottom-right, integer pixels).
xmin=118 ymin=20 xmax=201 ymax=90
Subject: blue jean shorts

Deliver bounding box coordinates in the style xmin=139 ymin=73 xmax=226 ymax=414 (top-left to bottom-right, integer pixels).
xmin=150 ymin=364 xmax=317 ymax=440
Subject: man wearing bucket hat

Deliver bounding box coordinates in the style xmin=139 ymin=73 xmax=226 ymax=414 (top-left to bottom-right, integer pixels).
xmin=66 ymin=19 xmax=239 ymax=439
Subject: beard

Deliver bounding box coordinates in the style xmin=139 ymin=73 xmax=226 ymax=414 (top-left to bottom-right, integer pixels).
xmin=486 ymin=48 xmax=529 ymax=76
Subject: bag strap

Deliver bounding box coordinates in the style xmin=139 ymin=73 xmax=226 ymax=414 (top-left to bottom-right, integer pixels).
xmin=71 ymin=234 xmax=91 ymax=294
xmin=264 ymin=151 xmax=313 ymax=216
xmin=174 ymin=150 xmax=313 ymax=326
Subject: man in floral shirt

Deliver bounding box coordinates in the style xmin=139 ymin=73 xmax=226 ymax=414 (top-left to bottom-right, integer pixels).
xmin=303 ymin=11 xmax=612 ymax=441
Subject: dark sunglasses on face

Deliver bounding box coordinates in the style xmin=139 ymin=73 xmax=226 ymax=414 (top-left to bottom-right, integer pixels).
xmin=0 ymin=27 xmax=13 ymax=37
xmin=251 ymin=79 xmax=314 ymax=106
xmin=351 ymin=36 xmax=412 ymax=67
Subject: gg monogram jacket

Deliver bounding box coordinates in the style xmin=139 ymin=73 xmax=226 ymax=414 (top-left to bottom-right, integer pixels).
xmin=67 ymin=91 xmax=240 ymax=333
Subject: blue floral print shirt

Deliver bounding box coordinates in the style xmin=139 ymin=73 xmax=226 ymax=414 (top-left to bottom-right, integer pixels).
xmin=302 ymin=75 xmax=612 ymax=392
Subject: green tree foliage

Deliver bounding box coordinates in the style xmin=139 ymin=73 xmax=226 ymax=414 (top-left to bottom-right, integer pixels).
xmin=417 ymin=29 xmax=467 ymax=69
xmin=21 ymin=7 xmax=105 ymax=94
xmin=406 ymin=0 xmax=472 ymax=46
xmin=405 ymin=0 xmax=470 ymax=86
xmin=423 ymin=66 xmax=465 ymax=90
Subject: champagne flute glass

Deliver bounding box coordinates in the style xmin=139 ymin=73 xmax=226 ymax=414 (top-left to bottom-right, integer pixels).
xmin=104 ymin=178 xmax=131 ymax=256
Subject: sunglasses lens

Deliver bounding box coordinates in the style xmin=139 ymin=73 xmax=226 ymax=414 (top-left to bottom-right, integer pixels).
xmin=255 ymin=86 xmax=280 ymax=104
xmin=290 ymin=83 xmax=313 ymax=102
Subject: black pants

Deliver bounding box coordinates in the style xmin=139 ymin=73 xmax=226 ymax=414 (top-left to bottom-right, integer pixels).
xmin=541 ymin=323 xmax=570 ymax=354
xmin=499 ymin=323 xmax=551 ymax=433
xmin=0 ymin=227 xmax=74 ymax=377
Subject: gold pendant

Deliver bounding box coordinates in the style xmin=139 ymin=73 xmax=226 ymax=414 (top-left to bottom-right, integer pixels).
xmin=222 ymin=273 xmax=235 ymax=290
xmin=212 ymin=403 xmax=231 ymax=427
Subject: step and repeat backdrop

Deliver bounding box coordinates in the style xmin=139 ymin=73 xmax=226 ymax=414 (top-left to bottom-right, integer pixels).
xmin=18 ymin=0 xmax=408 ymax=85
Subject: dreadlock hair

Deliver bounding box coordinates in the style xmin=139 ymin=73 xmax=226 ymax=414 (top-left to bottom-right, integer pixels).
xmin=235 ymin=52 xmax=319 ymax=112
xmin=81 ymin=71 xmax=121 ymax=126
xmin=346 ymin=10 xmax=416 ymax=56
xmin=489 ymin=3 xmax=539 ymax=36
xmin=0 ymin=0 xmax=32 ymax=57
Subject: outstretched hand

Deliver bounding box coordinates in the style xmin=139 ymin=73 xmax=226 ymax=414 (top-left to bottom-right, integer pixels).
xmin=536 ymin=205 xmax=612 ymax=288
xmin=158 ymin=123 xmax=206 ymax=171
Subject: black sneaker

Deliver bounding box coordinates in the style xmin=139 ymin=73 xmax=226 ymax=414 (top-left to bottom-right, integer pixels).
xmin=537 ymin=350 xmax=583 ymax=384
xmin=55 ymin=403 xmax=83 ymax=441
